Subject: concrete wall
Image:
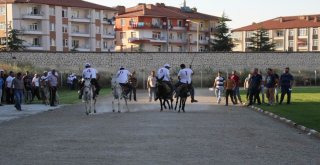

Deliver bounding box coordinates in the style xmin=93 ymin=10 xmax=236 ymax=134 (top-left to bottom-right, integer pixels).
xmin=0 ymin=52 xmax=319 ymax=74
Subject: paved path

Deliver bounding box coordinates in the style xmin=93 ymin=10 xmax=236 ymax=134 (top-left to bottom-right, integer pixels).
xmin=0 ymin=89 xmax=319 ymax=165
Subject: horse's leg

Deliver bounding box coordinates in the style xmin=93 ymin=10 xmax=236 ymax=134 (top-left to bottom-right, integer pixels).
xmin=166 ymin=100 xmax=171 ymax=110
xmin=118 ymin=97 xmax=121 ymax=113
xmin=124 ymin=97 xmax=129 ymax=112
xmin=160 ymin=99 xmax=163 ymax=111
xmin=93 ymin=98 xmax=96 ymax=113
xmin=174 ymin=97 xmax=179 ymax=110
xmin=112 ymin=99 xmax=115 ymax=112
xmin=182 ymin=97 xmax=186 ymax=112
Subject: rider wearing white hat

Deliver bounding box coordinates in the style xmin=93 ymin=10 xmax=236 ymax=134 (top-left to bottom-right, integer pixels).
xmin=79 ymin=63 xmax=100 ymax=99
xmin=155 ymin=64 xmax=173 ymax=100
xmin=116 ymin=66 xmax=132 ymax=97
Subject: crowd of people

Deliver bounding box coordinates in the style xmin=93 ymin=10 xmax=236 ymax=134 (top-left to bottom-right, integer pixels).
xmin=0 ymin=69 xmax=60 ymax=110
xmin=213 ymin=67 xmax=294 ymax=106
xmin=0 ymin=63 xmax=295 ymax=111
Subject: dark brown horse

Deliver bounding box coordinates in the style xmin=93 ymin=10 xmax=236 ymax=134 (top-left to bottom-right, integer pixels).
xmin=174 ymin=84 xmax=190 ymax=112
xmin=156 ymin=77 xmax=173 ymax=111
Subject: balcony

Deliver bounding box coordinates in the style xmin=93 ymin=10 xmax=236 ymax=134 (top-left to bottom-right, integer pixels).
xmin=102 ymin=18 xmax=115 ymax=25
xmin=102 ymin=45 xmax=115 ymax=52
xmin=169 ymin=39 xmax=187 ymax=44
xmin=75 ymin=45 xmax=91 ymax=51
xmin=21 ymin=26 xmax=43 ymax=35
xmin=24 ymin=43 xmax=44 ymax=51
xmin=128 ymin=37 xmax=150 ymax=43
xmin=71 ymin=31 xmax=90 ymax=37
xmin=129 ymin=22 xmax=167 ymax=30
xmin=71 ymin=16 xmax=91 ymax=23
xmin=150 ymin=37 xmax=167 ymax=43
xmin=189 ymin=27 xmax=210 ymax=32
xmin=168 ymin=26 xmax=187 ymax=31
xmin=22 ymin=12 xmax=44 ymax=19
xmin=199 ymin=40 xmax=209 ymax=45
xmin=102 ymin=32 xmax=115 ymax=39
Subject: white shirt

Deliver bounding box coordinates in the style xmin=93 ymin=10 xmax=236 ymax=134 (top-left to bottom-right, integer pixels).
xmin=178 ymin=68 xmax=193 ymax=84
xmin=82 ymin=68 xmax=98 ymax=79
xmin=157 ymin=67 xmax=170 ymax=81
xmin=147 ymin=75 xmax=157 ymax=88
xmin=6 ymin=76 xmax=14 ymax=88
xmin=215 ymin=76 xmax=225 ymax=88
xmin=116 ymin=69 xmax=131 ymax=83
xmin=32 ymin=77 xmax=40 ymax=87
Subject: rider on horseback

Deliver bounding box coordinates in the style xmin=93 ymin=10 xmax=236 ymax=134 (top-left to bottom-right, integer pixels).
xmin=175 ymin=64 xmax=198 ymax=103
xmin=155 ymin=64 xmax=173 ymax=101
xmin=79 ymin=63 xmax=100 ymax=99
xmin=116 ymin=66 xmax=132 ymax=98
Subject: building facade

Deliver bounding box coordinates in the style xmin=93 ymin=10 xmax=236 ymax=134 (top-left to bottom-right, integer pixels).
xmin=0 ymin=0 xmax=117 ymax=52
xmin=232 ymin=15 xmax=320 ymax=52
xmin=115 ymin=2 xmax=220 ymax=52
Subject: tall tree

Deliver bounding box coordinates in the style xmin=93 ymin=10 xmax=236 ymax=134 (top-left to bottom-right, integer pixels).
xmin=7 ymin=29 xmax=25 ymax=51
xmin=210 ymin=13 xmax=234 ymax=51
xmin=247 ymin=28 xmax=275 ymax=51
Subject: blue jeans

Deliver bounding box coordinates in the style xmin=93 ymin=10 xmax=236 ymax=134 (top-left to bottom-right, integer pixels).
xmin=233 ymin=86 xmax=242 ymax=103
xmin=14 ymin=89 xmax=24 ymax=110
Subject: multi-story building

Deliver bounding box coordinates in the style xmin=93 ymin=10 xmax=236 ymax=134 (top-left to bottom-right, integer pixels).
xmin=0 ymin=0 xmax=117 ymax=52
xmin=232 ymin=14 xmax=320 ymax=52
xmin=115 ymin=2 xmax=220 ymax=52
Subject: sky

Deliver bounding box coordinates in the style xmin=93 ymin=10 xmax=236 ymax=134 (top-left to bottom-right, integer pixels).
xmin=85 ymin=0 xmax=319 ymax=29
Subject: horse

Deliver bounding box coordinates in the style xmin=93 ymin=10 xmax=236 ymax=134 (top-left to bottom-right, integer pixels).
xmin=111 ymin=77 xmax=129 ymax=113
xmin=156 ymin=77 xmax=173 ymax=111
xmin=83 ymin=78 xmax=96 ymax=115
xmin=174 ymin=84 xmax=190 ymax=112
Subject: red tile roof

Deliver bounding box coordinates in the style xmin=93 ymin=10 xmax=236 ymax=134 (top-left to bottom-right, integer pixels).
xmin=1 ymin=0 xmax=116 ymax=11
xmin=232 ymin=14 xmax=320 ymax=32
xmin=117 ymin=4 xmax=220 ymax=21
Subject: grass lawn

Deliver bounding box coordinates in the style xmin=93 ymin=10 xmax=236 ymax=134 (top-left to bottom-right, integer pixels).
xmin=58 ymin=88 xmax=111 ymax=104
xmin=242 ymin=87 xmax=320 ymax=132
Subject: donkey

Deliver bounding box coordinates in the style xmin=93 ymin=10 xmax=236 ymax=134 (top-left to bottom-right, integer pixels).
xmin=111 ymin=77 xmax=129 ymax=113
xmin=83 ymin=78 xmax=96 ymax=115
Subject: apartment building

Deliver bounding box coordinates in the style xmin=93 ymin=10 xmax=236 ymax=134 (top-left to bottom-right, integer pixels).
xmin=232 ymin=14 xmax=320 ymax=52
xmin=0 ymin=0 xmax=117 ymax=52
xmin=115 ymin=2 xmax=220 ymax=52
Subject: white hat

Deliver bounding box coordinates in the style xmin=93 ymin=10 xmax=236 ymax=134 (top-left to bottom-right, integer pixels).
xmin=164 ymin=64 xmax=171 ymax=68
xmin=85 ymin=63 xmax=91 ymax=67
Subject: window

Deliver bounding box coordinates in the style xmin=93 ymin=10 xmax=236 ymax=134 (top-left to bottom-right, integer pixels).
xmin=178 ymin=46 xmax=183 ymax=52
xmin=103 ymin=41 xmax=108 ymax=49
xmin=168 ymin=19 xmax=172 ymax=26
xmin=289 ymin=40 xmax=294 ymax=47
xmin=154 ymin=45 xmax=161 ymax=52
xmin=62 ymin=25 xmax=68 ymax=33
xmin=72 ymin=10 xmax=79 ymax=18
xmin=177 ymin=33 xmax=183 ymax=40
xmin=245 ymin=42 xmax=252 ymax=48
xmin=62 ymin=9 xmax=68 ymax=18
xmin=50 ymin=23 xmax=55 ymax=31
xmin=0 ymin=22 xmax=5 ymax=29
xmin=72 ymin=25 xmax=79 ymax=33
xmin=72 ymin=40 xmax=79 ymax=47
xmin=120 ymin=32 xmax=126 ymax=39
xmin=289 ymin=29 xmax=294 ymax=36
xmin=33 ymin=38 xmax=40 ymax=46
xmin=169 ymin=33 xmax=173 ymax=39
xmin=29 ymin=23 xmax=38 ymax=31
xmin=177 ymin=20 xmax=183 ymax=27
xmin=313 ymin=28 xmax=318 ymax=35
xmin=0 ymin=6 xmax=5 ymax=15
xmin=131 ymin=32 xmax=136 ymax=38
xmin=63 ymin=39 xmax=68 ymax=47
xmin=276 ymin=30 xmax=284 ymax=37
xmin=152 ymin=18 xmax=160 ymax=27
xmin=199 ymin=46 xmax=204 ymax=52
xmin=96 ymin=26 xmax=100 ymax=34
xmin=49 ymin=7 xmax=55 ymax=15
xmin=152 ymin=32 xmax=161 ymax=39
xmin=299 ymin=28 xmax=307 ymax=36
xmin=246 ymin=31 xmax=254 ymax=38
xmin=121 ymin=19 xmax=126 ymax=26
xmin=50 ymin=38 xmax=55 ymax=46
xmin=30 ymin=7 xmax=40 ymax=15
xmin=95 ymin=11 xmax=100 ymax=19
xmin=96 ymin=41 xmax=100 ymax=48
xmin=200 ymin=22 xmax=203 ymax=28
xmin=313 ymin=39 xmax=318 ymax=46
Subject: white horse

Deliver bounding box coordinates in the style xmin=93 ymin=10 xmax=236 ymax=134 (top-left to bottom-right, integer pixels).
xmin=111 ymin=77 xmax=129 ymax=113
xmin=83 ymin=78 xmax=96 ymax=115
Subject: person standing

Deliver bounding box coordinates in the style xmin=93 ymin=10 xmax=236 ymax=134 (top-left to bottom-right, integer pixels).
xmin=32 ymin=74 xmax=41 ymax=101
xmin=67 ymin=73 xmax=73 ymax=90
xmin=5 ymin=71 xmax=14 ymax=104
xmin=279 ymin=67 xmax=294 ymax=105
xmin=47 ymin=69 xmax=58 ymax=107
xmin=273 ymin=71 xmax=280 ymax=103
xmin=22 ymin=71 xmax=33 ymax=103
xmin=265 ymin=68 xmax=276 ymax=105
xmin=147 ymin=71 xmax=157 ymax=102
xmin=11 ymin=72 xmax=24 ymax=111
xmin=129 ymin=71 xmax=138 ymax=101
xmin=244 ymin=73 xmax=252 ymax=101
xmin=213 ymin=72 xmax=225 ymax=104
xmin=248 ymin=68 xmax=262 ymax=106
xmin=225 ymin=75 xmax=236 ymax=106
xmin=231 ymin=70 xmax=242 ymax=104
xmin=40 ymin=71 xmax=49 ymax=104
xmin=0 ymin=71 xmax=4 ymax=106
xmin=259 ymin=71 xmax=266 ymax=104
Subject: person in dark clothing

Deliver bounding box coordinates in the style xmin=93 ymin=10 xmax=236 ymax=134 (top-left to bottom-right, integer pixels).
xmin=129 ymin=71 xmax=138 ymax=101
xmin=279 ymin=67 xmax=294 ymax=104
xmin=265 ymin=68 xmax=277 ymax=105
xmin=248 ymin=68 xmax=262 ymax=106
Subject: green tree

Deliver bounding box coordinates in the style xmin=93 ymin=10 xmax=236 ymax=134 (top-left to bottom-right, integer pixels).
xmin=248 ymin=28 xmax=275 ymax=51
xmin=7 ymin=29 xmax=25 ymax=51
xmin=210 ymin=13 xmax=234 ymax=51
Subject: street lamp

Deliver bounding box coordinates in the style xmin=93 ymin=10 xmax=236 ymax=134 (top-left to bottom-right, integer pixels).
xmin=186 ymin=19 xmax=199 ymax=52
xmin=315 ymin=70 xmax=317 ymax=86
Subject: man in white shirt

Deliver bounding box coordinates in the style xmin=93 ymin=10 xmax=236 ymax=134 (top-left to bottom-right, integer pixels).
xmin=5 ymin=71 xmax=14 ymax=104
xmin=155 ymin=64 xmax=173 ymax=100
xmin=79 ymin=63 xmax=100 ymax=99
xmin=176 ymin=64 xmax=198 ymax=103
xmin=116 ymin=67 xmax=132 ymax=97
xmin=213 ymin=72 xmax=225 ymax=104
